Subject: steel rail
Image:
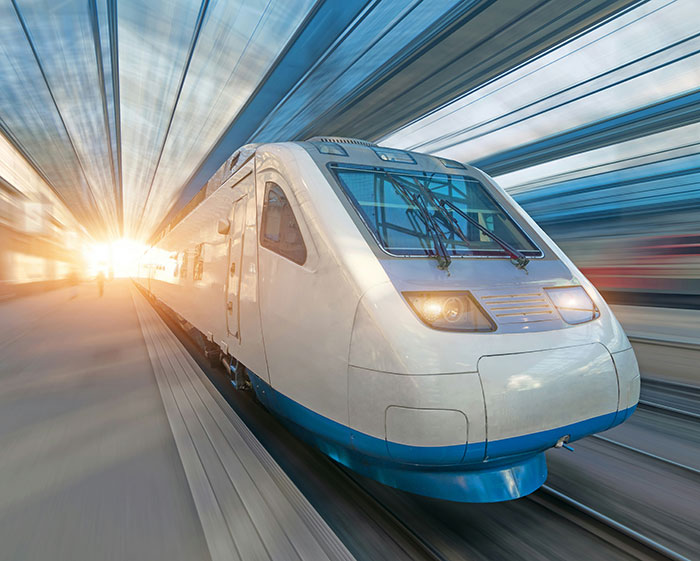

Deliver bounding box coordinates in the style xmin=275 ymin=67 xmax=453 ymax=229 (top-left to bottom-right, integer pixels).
xmin=628 ymin=336 xmax=700 ymax=352
xmin=537 ymin=485 xmax=693 ymax=561
xmin=335 ymin=466 xmax=450 ymax=561
xmin=638 ymin=399 xmax=700 ymax=421
xmin=640 ymin=376 xmax=700 ymax=398
xmin=591 ymin=434 xmax=700 ymax=476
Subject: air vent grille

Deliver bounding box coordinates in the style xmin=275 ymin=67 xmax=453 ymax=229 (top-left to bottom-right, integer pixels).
xmin=478 ymin=291 xmax=557 ymax=325
xmin=307 ymin=136 xmax=375 ymax=147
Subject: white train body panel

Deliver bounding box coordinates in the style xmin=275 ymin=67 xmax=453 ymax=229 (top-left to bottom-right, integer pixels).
xmin=137 ymin=140 xmax=639 ymax=502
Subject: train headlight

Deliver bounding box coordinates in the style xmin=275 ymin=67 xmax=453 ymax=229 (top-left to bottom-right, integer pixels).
xmin=545 ymin=286 xmax=600 ymax=325
xmin=403 ymin=292 xmax=495 ymax=332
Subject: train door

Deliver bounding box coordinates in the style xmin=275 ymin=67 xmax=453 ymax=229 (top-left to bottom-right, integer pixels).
xmin=226 ymin=194 xmax=248 ymax=339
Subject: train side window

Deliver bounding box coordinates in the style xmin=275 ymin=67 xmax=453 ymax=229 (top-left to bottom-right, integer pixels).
xmin=260 ymin=182 xmax=307 ymax=265
xmin=193 ymin=244 xmax=204 ymax=280
xmin=180 ymin=252 xmax=188 ymax=279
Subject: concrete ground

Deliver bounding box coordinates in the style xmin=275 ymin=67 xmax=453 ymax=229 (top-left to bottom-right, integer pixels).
xmin=0 ymin=279 xmax=210 ymax=561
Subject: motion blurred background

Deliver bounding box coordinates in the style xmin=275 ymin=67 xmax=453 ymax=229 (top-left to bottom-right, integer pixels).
xmin=0 ymin=2 xmax=698 ymax=559
xmin=0 ymin=0 xmax=698 ymax=356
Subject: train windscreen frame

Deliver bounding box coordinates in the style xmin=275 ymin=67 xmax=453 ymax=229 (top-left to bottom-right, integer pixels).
xmin=329 ymin=163 xmax=542 ymax=258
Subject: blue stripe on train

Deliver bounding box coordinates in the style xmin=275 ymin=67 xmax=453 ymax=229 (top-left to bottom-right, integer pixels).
xmin=248 ymin=371 xmax=637 ymax=502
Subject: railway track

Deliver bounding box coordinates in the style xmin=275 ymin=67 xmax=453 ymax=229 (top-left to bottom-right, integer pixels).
xmin=636 ymin=376 xmax=700 ymax=421
xmin=591 ymin=434 xmax=700 ymax=476
xmin=590 ymin=363 xmax=700 ymax=476
xmin=622 ymin=339 xmax=700 ymax=419
xmin=339 ymin=457 xmax=695 ymax=561
xmin=640 ymin=376 xmax=700 ymax=397
xmin=341 ymin=468 xmax=696 ymax=561
xmin=531 ymin=486 xmax=693 ymax=561
xmin=627 ymin=336 xmax=700 ymax=353
xmin=638 ymin=399 xmax=700 ymax=421
xmin=334 ymin=465 xmax=450 ymax=561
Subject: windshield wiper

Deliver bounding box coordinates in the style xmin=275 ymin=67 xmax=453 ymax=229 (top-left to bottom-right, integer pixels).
xmin=437 ymin=198 xmax=529 ymax=270
xmin=383 ymin=172 xmax=451 ymax=270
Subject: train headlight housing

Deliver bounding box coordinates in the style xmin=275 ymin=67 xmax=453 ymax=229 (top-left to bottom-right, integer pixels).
xmin=403 ymin=291 xmax=495 ymax=332
xmin=545 ymin=286 xmax=600 ymax=325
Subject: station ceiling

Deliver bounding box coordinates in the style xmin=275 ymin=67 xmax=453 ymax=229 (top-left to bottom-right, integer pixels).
xmin=384 ymin=0 xmax=700 ymax=230
xmin=0 ymin=0 xmax=638 ymax=240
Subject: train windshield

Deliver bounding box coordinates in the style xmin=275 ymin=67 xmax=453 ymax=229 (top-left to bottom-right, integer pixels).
xmin=330 ymin=164 xmax=541 ymax=257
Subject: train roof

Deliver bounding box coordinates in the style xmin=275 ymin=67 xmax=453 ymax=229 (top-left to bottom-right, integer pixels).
xmin=151 ymin=137 xmax=474 ymax=246
xmin=298 ymin=136 xmax=475 ymax=176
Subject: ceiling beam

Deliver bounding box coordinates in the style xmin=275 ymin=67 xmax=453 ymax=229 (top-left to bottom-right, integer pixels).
xmin=158 ymin=0 xmax=375 ymax=230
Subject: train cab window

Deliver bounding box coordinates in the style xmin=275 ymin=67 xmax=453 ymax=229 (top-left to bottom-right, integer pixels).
xmin=260 ymin=182 xmax=307 ymax=265
xmin=331 ymin=164 xmax=541 ymax=258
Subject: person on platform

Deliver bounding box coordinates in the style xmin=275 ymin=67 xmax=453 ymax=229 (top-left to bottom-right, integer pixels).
xmin=96 ymin=270 xmax=105 ymax=297
xmin=68 ymin=270 xmax=79 ymax=300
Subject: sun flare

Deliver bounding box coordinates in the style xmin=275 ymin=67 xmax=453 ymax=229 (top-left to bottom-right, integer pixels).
xmin=82 ymin=238 xmax=146 ymax=279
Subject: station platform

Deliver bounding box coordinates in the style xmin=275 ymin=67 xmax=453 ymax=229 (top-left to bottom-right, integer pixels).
xmin=0 ymin=280 xmax=354 ymax=561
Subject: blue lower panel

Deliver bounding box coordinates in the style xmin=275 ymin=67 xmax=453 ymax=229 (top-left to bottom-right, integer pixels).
xmin=248 ymin=372 xmax=636 ymax=502
xmin=347 ymin=449 xmax=547 ymax=503
xmin=386 ymin=440 xmax=466 ymax=465
xmin=486 ymin=405 xmax=632 ymax=457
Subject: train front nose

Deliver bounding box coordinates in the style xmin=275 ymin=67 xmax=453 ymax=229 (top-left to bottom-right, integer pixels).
xmin=478 ymin=342 xmax=638 ymax=458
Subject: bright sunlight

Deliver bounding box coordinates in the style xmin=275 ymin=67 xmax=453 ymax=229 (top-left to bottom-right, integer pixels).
xmin=82 ymin=238 xmax=147 ymax=278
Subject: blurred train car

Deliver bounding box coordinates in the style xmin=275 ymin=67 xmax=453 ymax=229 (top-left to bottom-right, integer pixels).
xmin=564 ymin=232 xmax=700 ymax=302
xmin=512 ymin=154 xmax=700 ymax=309
xmin=0 ymin=178 xmax=80 ymax=299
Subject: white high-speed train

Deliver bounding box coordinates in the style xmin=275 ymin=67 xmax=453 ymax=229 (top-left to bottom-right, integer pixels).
xmin=137 ymin=137 xmax=640 ymax=503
